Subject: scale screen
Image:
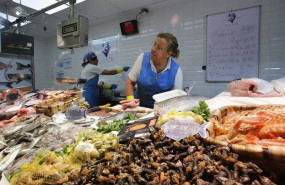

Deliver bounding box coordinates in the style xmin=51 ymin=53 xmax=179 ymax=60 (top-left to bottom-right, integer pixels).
xmin=62 ymin=23 xmax=77 ymax=34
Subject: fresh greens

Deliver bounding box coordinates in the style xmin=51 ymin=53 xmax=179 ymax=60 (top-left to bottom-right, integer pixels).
xmin=97 ymin=113 xmax=137 ymax=133
xmin=55 ymin=144 xmax=70 ymax=156
xmin=191 ymin=101 xmax=210 ymax=121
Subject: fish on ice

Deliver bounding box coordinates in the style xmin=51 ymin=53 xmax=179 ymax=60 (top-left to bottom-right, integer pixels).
xmin=99 ymin=111 xmax=130 ymax=124
xmin=153 ymin=95 xmax=208 ymax=115
xmin=0 ymin=144 xmax=22 ymax=171
xmin=0 ymin=135 xmax=7 ymax=151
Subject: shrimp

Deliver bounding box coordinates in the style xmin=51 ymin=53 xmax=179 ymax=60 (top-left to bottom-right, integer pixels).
xmin=209 ymin=117 xmax=231 ymax=135
xmin=259 ymin=123 xmax=285 ymax=139
xmin=246 ymin=135 xmax=285 ymax=146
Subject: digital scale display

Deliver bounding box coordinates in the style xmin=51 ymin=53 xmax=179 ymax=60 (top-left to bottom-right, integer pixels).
xmin=62 ymin=23 xmax=77 ymax=34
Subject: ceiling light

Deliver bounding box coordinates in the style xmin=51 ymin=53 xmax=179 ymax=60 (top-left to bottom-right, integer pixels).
xmin=12 ymin=6 xmax=29 ymax=17
xmin=12 ymin=0 xmax=87 ymax=15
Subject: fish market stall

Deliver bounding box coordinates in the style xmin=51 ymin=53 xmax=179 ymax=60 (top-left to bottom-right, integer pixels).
xmin=0 ymin=87 xmax=284 ymax=184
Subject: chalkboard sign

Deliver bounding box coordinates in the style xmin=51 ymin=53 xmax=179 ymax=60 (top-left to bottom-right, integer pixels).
xmin=206 ymin=6 xmax=260 ymax=82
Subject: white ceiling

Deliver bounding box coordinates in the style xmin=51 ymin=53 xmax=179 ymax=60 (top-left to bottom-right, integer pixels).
xmin=0 ymin=0 xmax=183 ymax=38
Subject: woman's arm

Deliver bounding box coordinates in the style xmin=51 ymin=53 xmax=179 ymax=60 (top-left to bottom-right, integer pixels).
xmin=101 ymin=67 xmax=130 ymax=75
xmin=172 ymin=67 xmax=183 ymax=89
xmin=126 ymin=78 xmax=136 ymax=98
xmin=101 ymin=69 xmax=117 ymax=75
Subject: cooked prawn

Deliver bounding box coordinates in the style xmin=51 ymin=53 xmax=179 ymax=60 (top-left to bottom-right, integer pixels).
xmin=259 ymin=123 xmax=285 ymax=139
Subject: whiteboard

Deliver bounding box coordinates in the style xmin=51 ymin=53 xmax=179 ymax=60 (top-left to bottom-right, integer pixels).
xmin=206 ymin=6 xmax=260 ymax=82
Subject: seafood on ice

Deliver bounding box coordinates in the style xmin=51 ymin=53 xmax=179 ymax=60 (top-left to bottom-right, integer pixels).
xmin=227 ymin=78 xmax=282 ymax=97
xmin=153 ymin=95 xmax=208 ymax=115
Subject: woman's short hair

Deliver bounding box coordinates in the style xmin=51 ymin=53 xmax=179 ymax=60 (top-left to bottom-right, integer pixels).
xmin=157 ymin=32 xmax=180 ymax=58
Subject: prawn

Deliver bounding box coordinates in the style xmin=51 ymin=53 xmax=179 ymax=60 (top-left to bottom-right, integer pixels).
xmin=227 ymin=115 xmax=271 ymax=140
xmin=246 ymin=135 xmax=285 ymax=146
xmin=209 ymin=117 xmax=231 ymax=135
xmin=259 ymin=123 xmax=285 ymax=139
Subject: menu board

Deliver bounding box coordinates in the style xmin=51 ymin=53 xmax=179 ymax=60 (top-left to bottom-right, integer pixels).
xmin=206 ymin=6 xmax=260 ymax=82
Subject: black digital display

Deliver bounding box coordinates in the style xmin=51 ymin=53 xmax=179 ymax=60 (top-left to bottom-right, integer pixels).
xmin=120 ymin=20 xmax=139 ymax=35
xmin=1 ymin=32 xmax=34 ymax=56
xmin=62 ymin=23 xmax=77 ymax=34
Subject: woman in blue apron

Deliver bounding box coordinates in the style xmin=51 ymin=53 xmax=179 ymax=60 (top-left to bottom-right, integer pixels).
xmin=125 ymin=33 xmax=183 ymax=108
xmin=80 ymin=51 xmax=130 ymax=107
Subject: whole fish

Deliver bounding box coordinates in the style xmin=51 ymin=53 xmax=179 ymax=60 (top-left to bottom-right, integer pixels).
xmin=0 ymin=61 xmax=11 ymax=70
xmin=5 ymin=99 xmax=28 ymax=113
xmin=0 ymin=135 xmax=7 ymax=150
xmin=153 ymin=95 xmax=208 ymax=115
xmin=0 ymin=151 xmax=4 ymax=162
xmin=18 ymin=136 xmax=41 ymax=156
xmin=99 ymin=111 xmax=131 ymax=124
xmin=0 ymin=144 xmax=22 ymax=171
xmin=16 ymin=62 xmax=31 ymax=70
xmin=3 ymin=124 xmax=26 ymax=137
xmin=161 ymin=119 xmax=210 ymax=141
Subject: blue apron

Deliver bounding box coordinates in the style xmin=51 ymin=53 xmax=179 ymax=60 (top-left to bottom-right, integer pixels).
xmin=135 ymin=52 xmax=179 ymax=108
xmin=83 ymin=75 xmax=99 ymax=107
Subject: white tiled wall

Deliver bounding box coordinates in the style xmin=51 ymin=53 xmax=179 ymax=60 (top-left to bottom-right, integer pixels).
xmin=34 ymin=0 xmax=285 ymax=98
xmin=33 ymin=36 xmax=53 ymax=90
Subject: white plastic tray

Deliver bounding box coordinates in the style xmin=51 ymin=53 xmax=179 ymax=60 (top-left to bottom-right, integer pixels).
xmin=153 ymin=89 xmax=187 ymax=103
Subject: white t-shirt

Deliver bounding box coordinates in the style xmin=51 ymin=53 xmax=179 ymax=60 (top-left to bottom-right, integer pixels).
xmin=80 ymin=64 xmax=104 ymax=81
xmin=128 ymin=53 xmax=183 ymax=89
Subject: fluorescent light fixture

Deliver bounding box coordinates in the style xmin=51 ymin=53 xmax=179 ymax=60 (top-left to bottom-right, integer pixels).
xmin=12 ymin=0 xmax=86 ymax=15
xmin=12 ymin=6 xmax=29 ymax=16
xmin=0 ymin=12 xmax=30 ymax=26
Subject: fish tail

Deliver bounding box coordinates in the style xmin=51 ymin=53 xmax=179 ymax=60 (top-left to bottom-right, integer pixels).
xmin=16 ymin=62 xmax=23 ymax=70
xmin=16 ymin=79 xmax=22 ymax=84
xmin=198 ymin=122 xmax=210 ymax=138
xmin=6 ymin=82 xmax=13 ymax=88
